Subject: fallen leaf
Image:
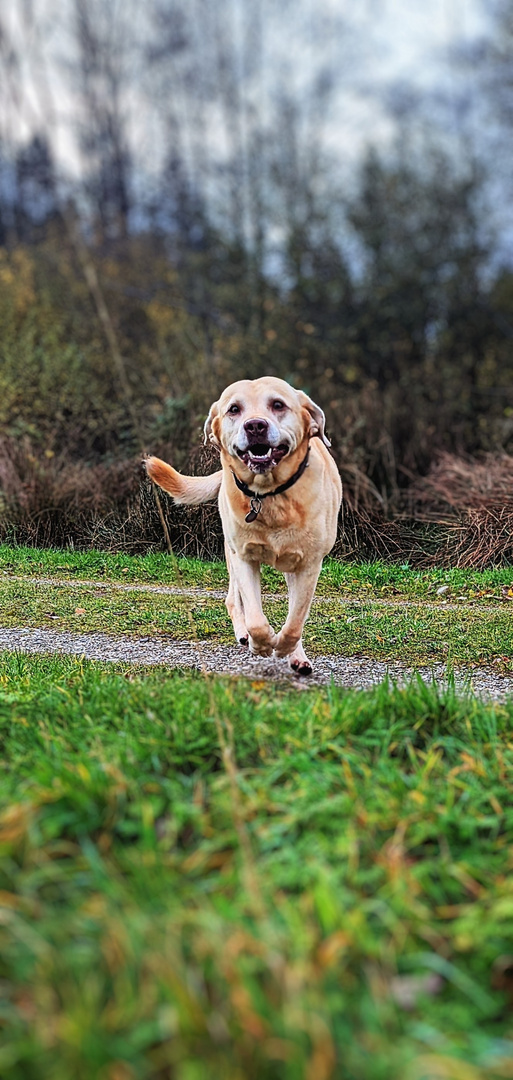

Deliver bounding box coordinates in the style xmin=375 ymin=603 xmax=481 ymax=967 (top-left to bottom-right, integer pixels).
xmin=390 ymin=973 xmax=443 ymax=1010
xmin=75 ymin=607 xmax=86 ymax=615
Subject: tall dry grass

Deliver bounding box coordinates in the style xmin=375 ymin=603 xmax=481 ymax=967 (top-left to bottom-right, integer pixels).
xmin=5 ymin=438 xmax=512 ymax=566
xmin=407 ymin=452 xmax=513 ymax=567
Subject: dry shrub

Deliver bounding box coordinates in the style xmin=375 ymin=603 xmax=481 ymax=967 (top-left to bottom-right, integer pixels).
xmin=3 ymin=439 xmax=512 ymax=568
xmin=407 ymin=452 xmax=513 ymax=568
xmin=0 ymin=436 xmax=400 ymax=560
xmin=0 ymin=436 xmax=141 ymax=550
xmin=0 ymin=437 xmax=226 ymax=557
xmin=330 ymin=459 xmax=404 ymax=561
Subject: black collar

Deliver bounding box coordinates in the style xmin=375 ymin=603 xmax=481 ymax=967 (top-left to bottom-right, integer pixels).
xmin=232 ymin=447 xmax=310 ymax=522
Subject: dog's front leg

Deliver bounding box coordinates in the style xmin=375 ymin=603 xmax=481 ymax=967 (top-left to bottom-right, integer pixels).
xmin=228 ymin=551 xmax=276 ymax=656
xmin=273 ymin=562 xmax=323 ymax=673
xmin=224 ymin=543 xmax=248 ymax=646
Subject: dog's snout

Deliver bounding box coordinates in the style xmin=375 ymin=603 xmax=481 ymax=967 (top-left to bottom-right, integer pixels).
xmin=244 ymin=418 xmax=269 ymax=440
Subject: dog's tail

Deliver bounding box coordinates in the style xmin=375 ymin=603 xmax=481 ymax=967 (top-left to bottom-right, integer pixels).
xmin=145 ymin=456 xmax=222 ymax=505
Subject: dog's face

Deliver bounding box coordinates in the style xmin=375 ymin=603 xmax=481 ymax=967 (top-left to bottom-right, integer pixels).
xmin=204 ymin=377 xmax=330 ymax=474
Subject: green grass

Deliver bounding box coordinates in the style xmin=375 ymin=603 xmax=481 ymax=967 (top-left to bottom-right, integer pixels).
xmin=0 ymin=653 xmax=513 ymax=1078
xmin=2 ymin=543 xmax=513 ymax=599
xmin=0 ymin=576 xmax=512 ymax=668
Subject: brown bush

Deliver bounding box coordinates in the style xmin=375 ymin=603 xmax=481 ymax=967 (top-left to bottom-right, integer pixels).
xmin=0 ymin=435 xmax=421 ymax=562
xmin=0 ymin=437 xmax=226 ymax=557
xmin=406 ymin=452 xmax=513 ymax=568
xmin=2 ymin=439 xmax=512 ymax=568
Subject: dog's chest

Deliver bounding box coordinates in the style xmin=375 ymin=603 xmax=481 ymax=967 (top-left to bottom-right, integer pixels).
xmin=241 ymin=539 xmax=304 ymax=572
xmin=221 ymin=485 xmax=317 ymax=570
xmin=238 ymin=502 xmax=309 ymax=571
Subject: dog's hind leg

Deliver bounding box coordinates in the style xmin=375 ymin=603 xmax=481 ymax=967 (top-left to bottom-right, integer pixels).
xmin=225 ymin=544 xmax=248 ymax=646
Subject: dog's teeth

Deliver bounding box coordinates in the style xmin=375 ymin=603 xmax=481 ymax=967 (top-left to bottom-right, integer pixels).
xmin=249 ymin=449 xmax=272 ymax=460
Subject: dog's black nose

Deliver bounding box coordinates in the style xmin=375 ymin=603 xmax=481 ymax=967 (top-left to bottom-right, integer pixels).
xmin=244 ymin=418 xmax=269 ymax=439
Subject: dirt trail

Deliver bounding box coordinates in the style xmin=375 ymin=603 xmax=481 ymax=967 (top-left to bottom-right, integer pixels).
xmin=1 ymin=624 xmax=512 ymax=699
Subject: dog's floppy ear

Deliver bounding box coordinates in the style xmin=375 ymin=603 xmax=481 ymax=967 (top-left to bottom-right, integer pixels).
xmin=203 ymin=399 xmax=221 ymax=447
xmin=297 ymin=390 xmax=331 ymax=447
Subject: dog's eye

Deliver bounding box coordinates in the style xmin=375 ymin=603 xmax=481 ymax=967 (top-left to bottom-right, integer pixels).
xmin=227 ymin=403 xmax=240 ymax=415
xmin=272 ymin=400 xmax=286 ymax=411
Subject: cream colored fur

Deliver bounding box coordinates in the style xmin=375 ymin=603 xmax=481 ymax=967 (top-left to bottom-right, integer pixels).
xmin=145 ymin=458 xmax=222 ymax=505
xmin=146 ymin=377 xmax=342 ymax=674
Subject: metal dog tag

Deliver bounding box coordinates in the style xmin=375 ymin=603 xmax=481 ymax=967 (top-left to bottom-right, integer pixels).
xmin=245 ymin=497 xmax=262 ymax=523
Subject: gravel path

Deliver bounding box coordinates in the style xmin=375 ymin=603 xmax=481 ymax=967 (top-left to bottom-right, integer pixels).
xmin=1 ymin=625 xmax=512 ymax=699
xmin=1 ymin=574 xmax=505 ymax=611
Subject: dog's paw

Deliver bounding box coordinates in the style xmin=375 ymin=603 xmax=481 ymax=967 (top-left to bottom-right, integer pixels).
xmin=248 ymin=638 xmax=274 ymax=657
xmin=248 ymin=624 xmax=276 ymax=657
xmin=287 ymin=642 xmax=313 ymax=676
xmin=289 ymin=658 xmax=313 ymax=676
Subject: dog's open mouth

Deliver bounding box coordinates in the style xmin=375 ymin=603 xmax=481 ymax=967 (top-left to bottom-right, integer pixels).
xmin=236 ymin=443 xmax=289 ymax=473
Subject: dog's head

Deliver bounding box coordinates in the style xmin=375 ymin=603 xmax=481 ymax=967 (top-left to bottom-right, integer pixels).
xmin=204 ymin=377 xmax=330 ymax=474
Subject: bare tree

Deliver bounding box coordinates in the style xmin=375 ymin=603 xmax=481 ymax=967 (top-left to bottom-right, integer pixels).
xmin=70 ymin=0 xmax=134 ymax=239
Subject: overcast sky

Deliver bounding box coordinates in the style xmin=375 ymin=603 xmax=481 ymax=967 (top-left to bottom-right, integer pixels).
xmin=1 ymin=0 xmax=490 ymax=167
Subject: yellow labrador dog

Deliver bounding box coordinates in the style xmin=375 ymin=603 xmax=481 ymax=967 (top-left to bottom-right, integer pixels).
xmin=146 ymin=377 xmax=342 ymax=674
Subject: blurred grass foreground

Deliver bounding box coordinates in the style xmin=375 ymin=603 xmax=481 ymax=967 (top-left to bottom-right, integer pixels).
xmin=1 ymin=655 xmax=513 ymax=1079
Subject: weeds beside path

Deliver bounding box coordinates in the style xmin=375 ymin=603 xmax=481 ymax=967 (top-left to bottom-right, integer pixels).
xmin=3 ymin=571 xmax=511 ymax=612
xmin=3 ymin=542 xmax=513 ymax=598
